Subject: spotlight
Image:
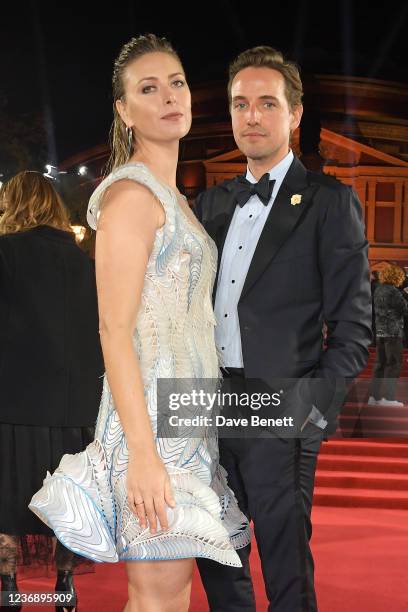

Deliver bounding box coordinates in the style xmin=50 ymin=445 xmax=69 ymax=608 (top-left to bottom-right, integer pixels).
xmin=44 ymin=164 xmax=58 ymax=180
xmin=71 ymin=225 xmax=86 ymax=243
xmin=78 ymin=165 xmax=88 ymax=176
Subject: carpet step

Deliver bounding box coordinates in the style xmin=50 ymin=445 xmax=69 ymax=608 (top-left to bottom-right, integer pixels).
xmin=334 ymin=428 xmax=408 ymax=437
xmin=320 ymin=439 xmax=408 ymax=457
xmin=338 ymin=416 xmax=408 ymax=434
xmin=359 ymin=369 xmax=408 ymax=374
xmin=317 ymin=454 xmax=408 ymax=474
xmin=341 ymin=404 xmax=408 ymax=417
xmin=313 ymin=486 xmax=408 ymax=509
xmin=316 ymin=470 xmax=408 ymax=490
xmin=340 ymin=414 xmax=408 ymax=425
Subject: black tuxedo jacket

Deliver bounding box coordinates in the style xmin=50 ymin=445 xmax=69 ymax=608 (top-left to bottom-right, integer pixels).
xmin=0 ymin=225 xmax=104 ymax=427
xmin=195 ymin=157 xmax=372 ymax=429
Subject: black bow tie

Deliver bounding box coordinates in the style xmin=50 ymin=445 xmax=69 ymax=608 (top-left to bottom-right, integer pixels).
xmin=233 ymin=173 xmax=275 ymax=207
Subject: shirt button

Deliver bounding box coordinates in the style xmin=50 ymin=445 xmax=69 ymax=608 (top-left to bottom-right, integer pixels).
xmin=249 ymin=214 xmax=253 ymax=218
xmin=238 ymin=245 xmax=243 ymax=249
xmin=224 ymin=313 xmax=228 ymax=317
xmin=232 ymin=280 xmax=235 ymax=284
xmin=221 ymin=347 xmax=225 ymax=350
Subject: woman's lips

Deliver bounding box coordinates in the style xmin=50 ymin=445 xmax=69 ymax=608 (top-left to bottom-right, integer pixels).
xmin=162 ymin=113 xmax=183 ymax=121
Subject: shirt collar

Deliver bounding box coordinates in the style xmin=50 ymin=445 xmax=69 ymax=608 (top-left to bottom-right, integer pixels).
xmin=245 ymin=149 xmax=294 ymax=184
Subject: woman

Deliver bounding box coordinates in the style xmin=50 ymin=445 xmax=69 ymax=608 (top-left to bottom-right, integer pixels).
xmin=0 ymin=171 xmax=103 ymax=611
xmin=30 ymin=34 xmax=250 ymax=611
xmin=368 ymin=264 xmax=408 ymax=406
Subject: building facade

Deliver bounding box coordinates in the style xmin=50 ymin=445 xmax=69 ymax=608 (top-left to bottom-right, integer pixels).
xmin=61 ymin=75 xmax=408 ymax=266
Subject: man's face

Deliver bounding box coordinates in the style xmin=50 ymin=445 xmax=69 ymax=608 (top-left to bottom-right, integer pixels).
xmin=230 ymin=67 xmax=302 ymax=164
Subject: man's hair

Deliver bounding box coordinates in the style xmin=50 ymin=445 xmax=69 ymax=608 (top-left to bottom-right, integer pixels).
xmin=228 ymin=46 xmax=303 ymax=109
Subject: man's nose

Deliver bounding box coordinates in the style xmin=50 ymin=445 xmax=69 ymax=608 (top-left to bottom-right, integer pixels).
xmin=246 ymin=105 xmax=260 ymax=124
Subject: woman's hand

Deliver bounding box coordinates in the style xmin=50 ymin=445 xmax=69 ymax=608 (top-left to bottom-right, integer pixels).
xmin=126 ymin=449 xmax=176 ymax=533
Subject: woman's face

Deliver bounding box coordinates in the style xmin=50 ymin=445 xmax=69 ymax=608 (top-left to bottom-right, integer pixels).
xmin=117 ymin=51 xmax=192 ymax=147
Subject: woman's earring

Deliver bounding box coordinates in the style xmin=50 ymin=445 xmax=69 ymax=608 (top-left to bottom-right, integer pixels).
xmin=126 ymin=126 xmax=133 ymax=155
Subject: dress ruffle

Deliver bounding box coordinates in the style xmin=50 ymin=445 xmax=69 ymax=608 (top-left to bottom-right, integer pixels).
xmin=30 ymin=439 xmax=249 ymax=566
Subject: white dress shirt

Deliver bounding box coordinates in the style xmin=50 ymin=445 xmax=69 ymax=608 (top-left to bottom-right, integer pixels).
xmin=215 ymin=150 xmax=294 ymax=366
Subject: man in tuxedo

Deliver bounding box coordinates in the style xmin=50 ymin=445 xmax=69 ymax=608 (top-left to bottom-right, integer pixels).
xmin=195 ymin=46 xmax=372 ymax=611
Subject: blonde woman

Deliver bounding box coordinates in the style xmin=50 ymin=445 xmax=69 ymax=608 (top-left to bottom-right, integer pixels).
xmin=30 ymin=35 xmax=249 ymax=612
xmin=0 ymin=171 xmax=103 ymax=611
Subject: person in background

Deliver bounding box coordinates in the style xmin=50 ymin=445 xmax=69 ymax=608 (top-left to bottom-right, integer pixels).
xmin=0 ymin=171 xmax=103 ymax=612
xmin=399 ymin=270 xmax=408 ymax=348
xmin=368 ymin=264 xmax=408 ymax=407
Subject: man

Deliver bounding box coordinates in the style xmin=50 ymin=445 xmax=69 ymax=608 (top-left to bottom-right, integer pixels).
xmin=195 ymin=46 xmax=372 ymax=611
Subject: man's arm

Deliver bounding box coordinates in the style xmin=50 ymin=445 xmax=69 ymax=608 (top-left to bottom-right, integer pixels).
xmin=311 ymin=185 xmax=372 ymax=422
xmin=193 ymin=191 xmax=205 ymax=223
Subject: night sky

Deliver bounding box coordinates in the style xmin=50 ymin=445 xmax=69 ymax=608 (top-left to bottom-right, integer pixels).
xmin=1 ymin=0 xmax=407 ymax=172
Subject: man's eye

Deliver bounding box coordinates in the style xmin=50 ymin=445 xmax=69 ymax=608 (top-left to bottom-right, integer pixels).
xmin=264 ymin=102 xmax=275 ymax=108
xmin=234 ymin=103 xmax=246 ymax=109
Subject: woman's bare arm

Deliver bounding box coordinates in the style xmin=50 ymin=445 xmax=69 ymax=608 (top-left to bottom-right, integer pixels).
xmin=95 ymin=179 xmax=173 ymax=532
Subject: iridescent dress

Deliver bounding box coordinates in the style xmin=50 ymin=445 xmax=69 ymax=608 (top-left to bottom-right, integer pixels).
xmin=29 ymin=163 xmax=250 ymax=565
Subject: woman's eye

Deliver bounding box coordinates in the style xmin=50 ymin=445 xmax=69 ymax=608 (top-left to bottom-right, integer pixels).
xmin=172 ymin=79 xmax=185 ymax=87
xmin=142 ymin=85 xmax=156 ymax=94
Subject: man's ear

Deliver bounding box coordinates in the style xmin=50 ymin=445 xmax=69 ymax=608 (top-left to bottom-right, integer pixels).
xmin=290 ymin=104 xmax=303 ymax=131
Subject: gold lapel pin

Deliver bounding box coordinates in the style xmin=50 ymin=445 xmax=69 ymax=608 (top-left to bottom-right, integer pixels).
xmin=290 ymin=194 xmax=302 ymax=205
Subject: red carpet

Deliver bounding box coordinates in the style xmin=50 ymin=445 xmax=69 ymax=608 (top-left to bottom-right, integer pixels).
xmin=14 ymin=350 xmax=408 ymax=610
xmin=314 ymin=348 xmax=408 ymax=509
xmin=315 ymin=438 xmax=408 ymax=509
xmin=17 ymin=506 xmax=408 ymax=611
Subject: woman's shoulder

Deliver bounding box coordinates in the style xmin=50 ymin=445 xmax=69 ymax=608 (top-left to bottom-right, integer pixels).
xmin=0 ymin=229 xmax=84 ymax=267
xmin=377 ymin=283 xmax=405 ymax=303
xmin=0 ymin=232 xmax=21 ymax=258
xmin=0 ymin=234 xmax=13 ymax=262
xmin=0 ymin=231 xmax=17 ymax=243
xmin=87 ymin=163 xmax=172 ymax=230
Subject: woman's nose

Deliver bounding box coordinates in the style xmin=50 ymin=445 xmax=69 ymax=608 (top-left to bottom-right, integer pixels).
xmin=165 ymin=91 xmax=176 ymax=105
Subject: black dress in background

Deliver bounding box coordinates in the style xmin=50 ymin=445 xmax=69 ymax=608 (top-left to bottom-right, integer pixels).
xmin=0 ymin=225 xmax=103 ymax=565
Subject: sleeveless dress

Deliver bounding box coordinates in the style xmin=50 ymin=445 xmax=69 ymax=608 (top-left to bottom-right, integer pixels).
xmin=29 ymin=163 xmax=250 ymax=566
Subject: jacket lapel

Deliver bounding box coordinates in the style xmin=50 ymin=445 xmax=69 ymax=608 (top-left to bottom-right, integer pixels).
xmin=209 ymin=186 xmax=238 ymax=302
xmin=239 ymin=157 xmax=315 ymax=301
